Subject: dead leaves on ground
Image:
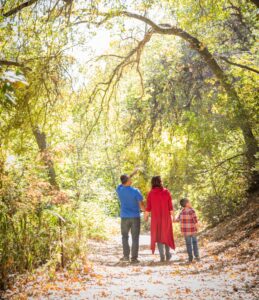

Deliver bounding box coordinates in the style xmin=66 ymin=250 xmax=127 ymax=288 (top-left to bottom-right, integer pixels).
xmin=3 ymin=230 xmax=259 ymax=300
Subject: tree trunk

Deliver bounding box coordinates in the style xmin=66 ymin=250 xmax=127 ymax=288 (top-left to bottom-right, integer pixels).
xmin=33 ymin=126 xmax=59 ymax=189
xmin=250 ymin=0 xmax=259 ymax=8
xmin=192 ymin=46 xmax=258 ymax=191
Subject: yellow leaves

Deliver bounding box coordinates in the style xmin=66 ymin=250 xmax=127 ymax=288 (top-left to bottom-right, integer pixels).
xmin=229 ymin=272 xmax=237 ymax=279
xmin=174 ymin=286 xmax=191 ymax=295
xmin=64 ymin=286 xmax=73 ymax=293
xmin=42 ymin=283 xmax=60 ymax=292
xmin=171 ymin=269 xmax=181 ymax=276
xmin=1 ymin=70 xmax=28 ymax=88
xmin=12 ymin=81 xmax=28 ymax=89
xmin=213 ymin=255 xmax=219 ymax=262
xmin=100 ymin=290 xmax=109 ymax=297
xmin=132 ymin=267 xmax=141 ymax=272
xmin=83 ymin=263 xmax=92 ymax=274
xmin=14 ymin=293 xmax=28 ymax=300
xmin=135 ymin=289 xmax=145 ymax=296
xmin=90 ymin=272 xmax=102 ymax=279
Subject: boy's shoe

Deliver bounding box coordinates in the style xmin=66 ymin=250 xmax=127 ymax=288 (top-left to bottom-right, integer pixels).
xmin=166 ymin=253 xmax=172 ymax=262
xmin=160 ymin=256 xmax=165 ymax=262
xmin=120 ymin=257 xmax=129 ymax=262
xmin=131 ymin=258 xmax=140 ymax=264
xmin=195 ymin=257 xmax=201 ymax=262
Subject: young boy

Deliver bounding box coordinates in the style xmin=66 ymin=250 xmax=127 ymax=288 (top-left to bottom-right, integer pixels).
xmin=175 ymin=198 xmax=200 ymax=263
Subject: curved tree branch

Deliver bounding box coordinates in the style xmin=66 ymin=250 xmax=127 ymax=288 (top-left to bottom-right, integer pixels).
xmin=80 ymin=30 xmax=153 ymax=149
xmin=89 ymin=10 xmax=258 ymax=189
xmin=249 ymin=0 xmax=259 ymax=8
xmin=3 ymin=0 xmax=38 ymax=17
xmin=219 ymin=56 xmax=259 ymax=74
xmin=0 ymin=60 xmax=24 ymax=67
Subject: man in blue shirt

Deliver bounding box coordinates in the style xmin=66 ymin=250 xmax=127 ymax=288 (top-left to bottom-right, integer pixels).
xmin=116 ymin=169 xmax=145 ymax=263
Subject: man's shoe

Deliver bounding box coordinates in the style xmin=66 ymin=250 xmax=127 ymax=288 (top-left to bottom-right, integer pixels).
xmin=131 ymin=258 xmax=140 ymax=264
xmin=120 ymin=257 xmax=129 ymax=262
xmin=195 ymin=257 xmax=201 ymax=262
xmin=166 ymin=253 xmax=172 ymax=262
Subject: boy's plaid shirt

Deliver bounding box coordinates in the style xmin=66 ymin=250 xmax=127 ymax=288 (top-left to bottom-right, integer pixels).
xmin=176 ymin=208 xmax=198 ymax=236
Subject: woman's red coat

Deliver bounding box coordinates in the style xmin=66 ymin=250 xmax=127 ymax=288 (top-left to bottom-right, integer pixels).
xmin=146 ymin=187 xmax=175 ymax=253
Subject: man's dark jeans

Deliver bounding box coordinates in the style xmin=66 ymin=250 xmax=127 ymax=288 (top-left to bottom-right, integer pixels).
xmin=121 ymin=217 xmax=140 ymax=260
xmin=184 ymin=235 xmax=199 ymax=261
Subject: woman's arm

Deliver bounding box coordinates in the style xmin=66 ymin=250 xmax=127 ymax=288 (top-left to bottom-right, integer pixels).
xmin=168 ymin=190 xmax=174 ymax=220
xmin=144 ymin=211 xmax=150 ymax=222
xmin=170 ymin=210 xmax=175 ymax=222
xmin=139 ymin=201 xmax=145 ymax=212
xmin=145 ymin=192 xmax=151 ymax=222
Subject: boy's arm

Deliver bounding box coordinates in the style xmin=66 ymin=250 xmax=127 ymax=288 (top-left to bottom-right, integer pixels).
xmin=192 ymin=210 xmax=199 ymax=230
xmin=173 ymin=214 xmax=180 ymax=223
xmin=170 ymin=210 xmax=175 ymax=222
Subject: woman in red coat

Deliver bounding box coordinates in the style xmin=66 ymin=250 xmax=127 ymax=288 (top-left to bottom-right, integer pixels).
xmin=144 ymin=176 xmax=175 ymax=262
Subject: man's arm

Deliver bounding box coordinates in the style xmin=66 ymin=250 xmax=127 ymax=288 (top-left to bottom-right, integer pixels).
xmin=191 ymin=210 xmax=199 ymax=231
xmin=139 ymin=201 xmax=145 ymax=212
xmin=129 ymin=167 xmax=140 ymax=178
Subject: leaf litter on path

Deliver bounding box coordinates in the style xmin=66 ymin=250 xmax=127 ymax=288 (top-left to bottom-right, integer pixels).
xmin=2 ymin=233 xmax=259 ymax=300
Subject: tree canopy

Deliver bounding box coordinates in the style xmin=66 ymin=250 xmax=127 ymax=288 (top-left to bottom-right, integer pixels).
xmin=0 ymin=0 xmax=258 ymax=290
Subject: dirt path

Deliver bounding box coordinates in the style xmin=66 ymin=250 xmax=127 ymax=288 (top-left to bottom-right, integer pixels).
xmin=3 ymin=234 xmax=258 ymax=299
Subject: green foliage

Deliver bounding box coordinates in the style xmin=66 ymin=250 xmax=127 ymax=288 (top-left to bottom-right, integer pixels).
xmin=0 ymin=168 xmax=109 ymax=289
xmin=0 ymin=0 xmax=258 ymax=290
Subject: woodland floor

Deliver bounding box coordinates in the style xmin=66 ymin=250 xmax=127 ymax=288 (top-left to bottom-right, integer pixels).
xmin=3 ymin=223 xmax=259 ymax=300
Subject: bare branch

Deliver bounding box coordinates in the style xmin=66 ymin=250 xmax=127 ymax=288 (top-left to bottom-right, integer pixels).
xmin=3 ymin=0 xmax=38 ymax=17
xmin=219 ymin=56 xmax=259 ymax=74
xmin=192 ymin=152 xmax=245 ymax=175
xmin=0 ymin=60 xmax=24 ymax=67
xmin=79 ymin=30 xmax=153 ymax=148
xmin=96 ymin=54 xmax=126 ymax=60
xmin=249 ymin=0 xmax=259 ymax=8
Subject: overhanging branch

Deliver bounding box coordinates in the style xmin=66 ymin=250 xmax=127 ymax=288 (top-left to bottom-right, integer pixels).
xmin=80 ymin=30 xmax=153 ymax=149
xmin=0 ymin=60 xmax=24 ymax=67
xmin=219 ymin=56 xmax=259 ymax=74
xmin=192 ymin=152 xmax=245 ymax=175
xmin=3 ymin=0 xmax=38 ymax=17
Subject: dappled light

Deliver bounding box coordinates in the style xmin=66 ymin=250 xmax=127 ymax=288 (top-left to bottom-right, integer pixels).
xmin=0 ymin=0 xmax=258 ymax=299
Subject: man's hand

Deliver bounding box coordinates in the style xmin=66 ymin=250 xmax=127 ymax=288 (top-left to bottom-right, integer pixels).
xmin=129 ymin=167 xmax=140 ymax=178
xmin=139 ymin=201 xmax=145 ymax=212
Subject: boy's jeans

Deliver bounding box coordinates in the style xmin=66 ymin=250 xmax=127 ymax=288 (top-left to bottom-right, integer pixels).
xmin=121 ymin=217 xmax=140 ymax=260
xmin=157 ymin=243 xmax=171 ymax=260
xmin=184 ymin=235 xmax=199 ymax=261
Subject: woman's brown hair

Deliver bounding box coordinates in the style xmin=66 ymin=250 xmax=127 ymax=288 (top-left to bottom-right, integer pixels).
xmin=151 ymin=176 xmax=163 ymax=188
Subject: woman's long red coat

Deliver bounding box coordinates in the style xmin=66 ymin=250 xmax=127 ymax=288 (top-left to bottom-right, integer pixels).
xmin=146 ymin=187 xmax=175 ymax=253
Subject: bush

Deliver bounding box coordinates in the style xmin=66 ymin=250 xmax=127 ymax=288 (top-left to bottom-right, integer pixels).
xmin=0 ymin=172 xmax=109 ymax=290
